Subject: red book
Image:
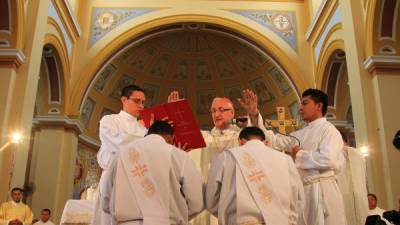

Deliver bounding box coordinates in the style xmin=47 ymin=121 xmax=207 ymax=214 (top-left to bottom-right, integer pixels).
xmin=140 ymin=99 xmax=206 ymax=150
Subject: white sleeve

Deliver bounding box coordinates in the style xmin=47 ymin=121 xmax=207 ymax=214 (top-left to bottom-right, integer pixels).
xmin=205 ymin=152 xmax=226 ymax=217
xmin=180 ymin=155 xmax=205 ymax=219
xmin=97 ymin=116 xmax=145 ymax=169
xmin=295 ymin=126 xmax=344 ymax=171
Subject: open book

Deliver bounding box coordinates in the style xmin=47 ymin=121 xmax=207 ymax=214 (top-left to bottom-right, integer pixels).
xmin=140 ymin=99 xmax=206 ymax=150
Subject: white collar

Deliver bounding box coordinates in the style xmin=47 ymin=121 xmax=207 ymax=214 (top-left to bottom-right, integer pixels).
xmin=307 ymin=117 xmax=326 ymax=127
xmin=119 ymin=110 xmax=138 ymax=121
xmin=211 ymin=124 xmax=240 ymax=136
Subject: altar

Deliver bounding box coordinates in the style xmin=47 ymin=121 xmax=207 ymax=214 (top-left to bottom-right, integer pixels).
xmin=60 ymin=200 xmax=95 ymax=225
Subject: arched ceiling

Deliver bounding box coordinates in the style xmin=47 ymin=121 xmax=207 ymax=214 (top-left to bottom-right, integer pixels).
xmin=81 ymin=23 xmax=299 ymax=138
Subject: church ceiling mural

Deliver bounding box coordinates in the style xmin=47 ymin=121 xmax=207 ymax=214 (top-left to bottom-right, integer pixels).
xmin=90 ymin=8 xmax=160 ymax=46
xmin=83 ymin=24 xmax=298 ymax=137
xmin=228 ymin=10 xmax=297 ymax=50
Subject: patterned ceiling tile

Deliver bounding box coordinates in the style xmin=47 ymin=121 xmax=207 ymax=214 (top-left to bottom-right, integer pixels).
xmin=224 ymin=85 xmax=243 ymax=110
xmin=197 ymin=89 xmax=216 ymax=115
xmin=196 ymin=61 xmax=212 ymax=81
xmin=93 ymin=64 xmax=116 ymax=92
xmin=129 ymin=46 xmax=156 ymax=72
xmin=229 ymin=48 xmax=256 ymax=73
xmin=149 ymin=54 xmax=170 ymax=77
xmin=109 ymin=74 xmax=135 ymax=100
xmin=269 ymin=67 xmax=291 ymax=95
xmin=172 ymin=59 xmax=188 ymax=80
xmin=90 ymin=8 xmax=159 ymax=46
xmin=215 ymin=55 xmax=236 ymax=79
xmin=249 ymin=77 xmax=275 ymax=104
xmin=142 ymin=83 xmax=160 ymax=107
xmin=228 ymin=10 xmax=297 ymax=50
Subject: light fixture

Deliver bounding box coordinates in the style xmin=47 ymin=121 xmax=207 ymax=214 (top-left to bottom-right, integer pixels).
xmin=11 ymin=132 xmax=22 ymax=144
xmin=360 ymin=146 xmax=369 ymax=157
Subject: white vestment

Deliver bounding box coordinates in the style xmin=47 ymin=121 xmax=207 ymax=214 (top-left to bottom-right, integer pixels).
xmin=337 ymin=147 xmax=369 ymax=225
xmin=102 ymin=134 xmax=204 ymax=225
xmin=206 ymin=140 xmax=305 ymax=225
xmin=33 ymin=220 xmax=55 ymax=225
xmin=94 ymin=110 xmax=147 ymax=225
xmin=190 ymin=115 xmax=267 ymax=225
xmin=265 ymin=117 xmax=347 ymax=225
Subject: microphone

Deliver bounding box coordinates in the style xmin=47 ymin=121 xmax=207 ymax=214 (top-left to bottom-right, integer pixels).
xmin=265 ymin=120 xmax=301 ymax=147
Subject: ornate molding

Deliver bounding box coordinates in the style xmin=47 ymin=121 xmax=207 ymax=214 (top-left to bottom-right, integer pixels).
xmin=363 ymin=55 xmax=400 ymax=73
xmin=78 ymin=134 xmax=100 ymax=148
xmin=305 ymin=0 xmax=329 ymax=41
xmin=32 ymin=115 xmax=84 ymax=134
xmin=59 ymin=0 xmax=82 ymax=38
xmin=0 ymin=48 xmax=25 ymax=67
xmin=227 ymin=10 xmax=297 ymax=50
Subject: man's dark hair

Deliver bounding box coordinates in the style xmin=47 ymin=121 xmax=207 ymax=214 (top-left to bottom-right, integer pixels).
xmin=146 ymin=121 xmax=174 ymax=136
xmin=121 ymin=85 xmax=145 ymax=98
xmin=42 ymin=208 xmax=51 ymax=215
xmin=11 ymin=187 xmax=23 ymax=193
xmin=368 ymin=193 xmax=377 ymax=201
xmin=239 ymin=127 xmax=266 ymax=141
xmin=302 ymin=88 xmax=328 ymax=116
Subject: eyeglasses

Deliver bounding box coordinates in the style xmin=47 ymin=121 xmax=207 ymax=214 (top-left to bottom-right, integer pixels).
xmin=127 ymin=97 xmax=145 ymax=105
xmin=211 ymin=108 xmax=233 ymax=114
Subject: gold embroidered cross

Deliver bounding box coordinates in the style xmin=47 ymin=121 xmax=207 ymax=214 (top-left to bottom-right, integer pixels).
xmin=248 ymin=170 xmax=265 ymax=183
xmin=131 ymin=165 xmax=147 ymax=177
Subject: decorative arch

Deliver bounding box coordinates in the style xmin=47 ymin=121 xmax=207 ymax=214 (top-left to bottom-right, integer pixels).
xmin=0 ymin=0 xmax=24 ymax=48
xmin=365 ymin=0 xmax=400 ymax=56
xmin=316 ymin=39 xmax=345 ymax=88
xmin=70 ymin=15 xmax=308 ymax=115
xmin=34 ymin=34 xmax=70 ymax=115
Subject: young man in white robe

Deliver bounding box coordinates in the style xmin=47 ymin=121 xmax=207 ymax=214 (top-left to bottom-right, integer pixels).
xmin=33 ymin=209 xmax=55 ymax=225
xmin=102 ymin=121 xmax=204 ymax=225
xmin=168 ymin=90 xmax=265 ymax=225
xmin=206 ymin=126 xmax=305 ymax=225
xmin=337 ymin=133 xmax=369 ymax=225
xmin=93 ymin=85 xmax=148 ymax=225
xmin=263 ymin=88 xmax=347 ymax=225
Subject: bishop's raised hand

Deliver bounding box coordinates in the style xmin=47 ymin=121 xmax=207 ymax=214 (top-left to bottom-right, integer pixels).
xmin=167 ymin=90 xmax=180 ymax=103
xmin=237 ymin=89 xmax=259 ymax=116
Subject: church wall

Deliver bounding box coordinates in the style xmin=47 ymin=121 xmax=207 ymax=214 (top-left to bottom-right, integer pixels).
xmin=371 ymin=72 xmax=400 ymax=209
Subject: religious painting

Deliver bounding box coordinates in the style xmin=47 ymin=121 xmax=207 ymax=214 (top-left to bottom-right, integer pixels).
xmin=172 ymin=59 xmax=188 ymax=80
xmin=224 ymin=85 xmax=243 ymax=110
xmin=93 ymin=64 xmax=116 ymax=92
xmin=142 ymin=83 xmax=160 ymax=107
xmin=215 ymin=55 xmax=235 ymax=79
xmin=117 ymin=47 xmax=136 ymax=63
xmin=249 ymin=77 xmax=275 ymax=104
xmin=196 ymin=61 xmax=212 ymax=80
xmin=80 ymin=97 xmax=95 ymax=126
xmin=130 ymin=46 xmax=156 ymax=72
xmin=169 ymin=87 xmax=186 ymax=99
xmin=197 ymin=89 xmax=216 ymax=115
xmin=269 ymin=67 xmax=291 ymax=95
xmin=150 ymin=54 xmax=169 ymax=77
xmin=109 ymin=74 xmax=135 ymax=100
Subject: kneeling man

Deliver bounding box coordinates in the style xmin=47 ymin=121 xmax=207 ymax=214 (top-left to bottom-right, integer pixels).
xmin=103 ymin=121 xmax=204 ymax=225
xmin=206 ymin=127 xmax=305 ymax=225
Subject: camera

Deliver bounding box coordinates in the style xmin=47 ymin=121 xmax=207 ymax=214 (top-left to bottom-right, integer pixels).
xmin=383 ymin=210 xmax=400 ymax=224
xmin=393 ymin=130 xmax=400 ymax=150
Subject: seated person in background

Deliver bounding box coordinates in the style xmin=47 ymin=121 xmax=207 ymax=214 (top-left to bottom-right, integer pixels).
xmin=33 ymin=209 xmax=54 ymax=225
xmin=206 ymin=127 xmax=305 ymax=225
xmin=0 ymin=187 xmax=33 ymax=225
xmin=102 ymin=121 xmax=204 ymax=225
xmin=368 ymin=193 xmax=392 ymax=224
